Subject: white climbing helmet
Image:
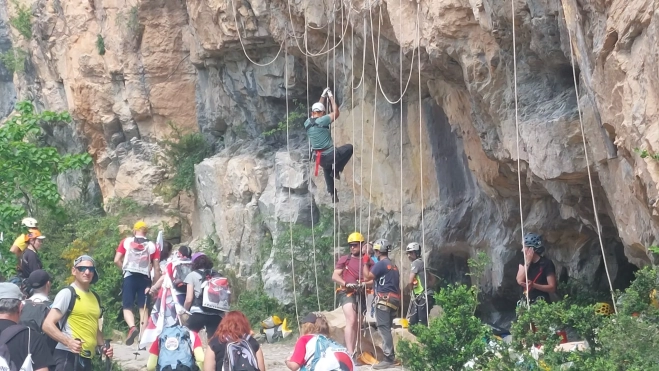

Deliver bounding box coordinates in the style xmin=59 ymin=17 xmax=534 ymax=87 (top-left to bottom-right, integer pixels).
xmin=21 ymin=217 xmax=38 ymax=228
xmin=373 ymin=239 xmax=392 ymax=254
xmin=406 ymin=242 xmax=421 ymax=253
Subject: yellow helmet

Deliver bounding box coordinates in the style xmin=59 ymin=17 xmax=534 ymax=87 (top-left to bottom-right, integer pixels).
xmin=133 ymin=220 xmax=148 ymax=231
xmin=347 ymin=232 xmax=365 ymax=244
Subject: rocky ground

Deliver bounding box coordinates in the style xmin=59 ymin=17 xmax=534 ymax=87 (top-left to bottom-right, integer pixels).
xmin=112 ymin=338 xmax=402 ymax=371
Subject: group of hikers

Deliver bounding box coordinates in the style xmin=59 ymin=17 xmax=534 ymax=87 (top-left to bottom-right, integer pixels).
xmin=0 ymin=87 xmax=559 ymax=371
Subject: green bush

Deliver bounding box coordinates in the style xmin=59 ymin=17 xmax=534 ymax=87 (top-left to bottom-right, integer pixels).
xmin=159 ymin=122 xmax=211 ymax=196
xmin=96 ymin=34 xmax=106 ymax=55
xmin=0 ymin=48 xmax=27 ymax=73
xmin=262 ymin=100 xmax=306 ymax=138
xmin=0 ymin=101 xmax=92 ymax=261
xmin=115 ymin=6 xmax=140 ymax=36
xmin=235 ymin=288 xmax=293 ymax=329
xmin=9 ymin=0 xmax=32 ymax=39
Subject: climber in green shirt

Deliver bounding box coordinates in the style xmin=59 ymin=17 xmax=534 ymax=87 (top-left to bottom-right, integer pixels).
xmin=304 ymin=88 xmax=352 ymax=203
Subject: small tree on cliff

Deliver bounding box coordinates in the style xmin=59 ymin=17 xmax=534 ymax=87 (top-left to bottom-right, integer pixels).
xmin=0 ymin=100 xmax=92 ymax=241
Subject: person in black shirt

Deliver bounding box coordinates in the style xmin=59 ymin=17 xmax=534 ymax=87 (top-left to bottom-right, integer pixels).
xmin=516 ymin=232 xmax=556 ymax=303
xmin=0 ymin=282 xmax=54 ymax=371
xmin=366 ymin=239 xmax=400 ymax=369
xmin=21 ymin=230 xmax=45 ymax=279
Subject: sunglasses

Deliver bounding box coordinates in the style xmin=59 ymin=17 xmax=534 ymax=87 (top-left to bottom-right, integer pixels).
xmin=75 ymin=266 xmax=96 ymax=273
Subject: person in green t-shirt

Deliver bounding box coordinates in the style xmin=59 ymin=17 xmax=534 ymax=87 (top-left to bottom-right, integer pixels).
xmin=304 ymin=88 xmax=352 ymax=202
xmin=406 ymin=242 xmax=434 ymax=327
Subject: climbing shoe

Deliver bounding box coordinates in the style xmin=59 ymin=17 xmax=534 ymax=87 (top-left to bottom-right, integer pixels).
xmin=126 ymin=326 xmax=138 ymax=346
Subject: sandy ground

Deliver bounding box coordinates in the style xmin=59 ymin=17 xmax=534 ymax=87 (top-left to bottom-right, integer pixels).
xmin=112 ymin=337 xmax=403 ymax=371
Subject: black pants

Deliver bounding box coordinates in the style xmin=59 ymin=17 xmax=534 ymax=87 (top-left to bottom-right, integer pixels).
xmin=54 ymin=349 xmax=92 ymax=371
xmin=409 ymin=293 xmax=435 ymax=327
xmin=186 ymin=313 xmax=222 ymax=337
xmin=319 ymin=144 xmax=353 ymax=194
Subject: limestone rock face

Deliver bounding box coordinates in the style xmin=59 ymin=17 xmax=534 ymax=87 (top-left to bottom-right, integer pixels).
xmin=2 ymin=0 xmax=659 ymax=316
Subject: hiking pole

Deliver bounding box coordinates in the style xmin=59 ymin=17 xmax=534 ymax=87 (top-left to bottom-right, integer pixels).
xmin=104 ymin=339 xmax=112 ymax=371
xmin=138 ymin=298 xmax=149 ymax=344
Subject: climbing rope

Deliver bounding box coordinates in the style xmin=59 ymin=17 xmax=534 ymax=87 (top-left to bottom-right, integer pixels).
xmin=284 ymin=40 xmax=302 ymax=331
xmin=304 ymin=17 xmax=322 ymax=312
xmin=230 ymin=0 xmax=284 ymax=67
xmin=414 ymin=0 xmax=431 ymax=328
xmin=286 ymin=0 xmax=353 ymax=58
xmin=564 ymin=17 xmax=618 ymax=313
xmin=367 ymin=4 xmax=417 ymax=105
xmin=510 ymin=0 xmax=531 ymax=309
xmin=398 ymin=0 xmax=406 ymax=328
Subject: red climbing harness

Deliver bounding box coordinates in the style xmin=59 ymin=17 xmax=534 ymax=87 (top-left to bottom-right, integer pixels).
xmin=315 ymin=150 xmax=322 ymax=176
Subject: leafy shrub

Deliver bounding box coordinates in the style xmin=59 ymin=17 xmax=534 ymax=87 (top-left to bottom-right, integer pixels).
xmin=159 ymin=122 xmax=211 ymax=196
xmin=0 ymin=48 xmax=27 ymax=73
xmin=9 ymin=0 xmax=32 ymax=39
xmin=262 ymin=100 xmax=306 ymax=138
xmin=96 ymin=34 xmax=106 ymax=55
xmin=115 ymin=6 xmax=140 ymax=36
xmin=0 ymin=101 xmax=92 ymax=260
xmin=235 ymin=289 xmax=292 ymax=329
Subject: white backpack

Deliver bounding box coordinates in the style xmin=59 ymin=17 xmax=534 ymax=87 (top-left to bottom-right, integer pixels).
xmin=122 ymin=237 xmax=154 ymax=276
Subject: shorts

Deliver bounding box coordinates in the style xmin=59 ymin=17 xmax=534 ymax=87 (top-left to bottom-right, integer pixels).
xmin=338 ymin=289 xmax=366 ymax=314
xmin=122 ymin=273 xmax=151 ymax=309
xmin=187 ymin=313 xmax=223 ymax=337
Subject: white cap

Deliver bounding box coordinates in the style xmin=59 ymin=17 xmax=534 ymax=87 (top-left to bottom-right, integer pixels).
xmin=312 ymin=102 xmax=326 ymax=112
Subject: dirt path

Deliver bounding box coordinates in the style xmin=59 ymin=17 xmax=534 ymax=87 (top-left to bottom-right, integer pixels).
xmin=113 ymin=339 xmax=403 ymax=371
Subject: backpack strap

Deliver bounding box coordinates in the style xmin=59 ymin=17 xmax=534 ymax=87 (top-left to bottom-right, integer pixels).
xmin=62 ymin=286 xmax=104 ymax=327
xmin=0 ymin=324 xmax=28 ymax=345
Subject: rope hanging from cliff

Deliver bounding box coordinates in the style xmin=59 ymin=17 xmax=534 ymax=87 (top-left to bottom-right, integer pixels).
xmin=284 ymin=40 xmax=302 ymax=331
xmin=230 ymin=0 xmax=285 ymax=67
xmin=286 ymin=0 xmax=353 ymax=58
xmin=368 ymin=4 xmax=417 ymax=105
xmin=304 ymin=15 xmax=323 ymax=312
xmin=564 ymin=14 xmax=618 ymax=314
xmin=416 ymin=0 xmax=431 ymax=328
xmin=510 ymin=0 xmax=531 ymax=310
xmin=398 ymin=0 xmax=406 ymax=327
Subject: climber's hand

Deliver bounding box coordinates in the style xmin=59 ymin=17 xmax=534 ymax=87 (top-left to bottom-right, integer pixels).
xmin=322 ymin=87 xmax=330 ymax=97
xmin=326 ymin=89 xmax=333 ymax=98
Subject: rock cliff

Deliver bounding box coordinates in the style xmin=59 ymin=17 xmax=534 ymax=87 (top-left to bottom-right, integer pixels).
xmin=2 ymin=0 xmax=658 ymax=316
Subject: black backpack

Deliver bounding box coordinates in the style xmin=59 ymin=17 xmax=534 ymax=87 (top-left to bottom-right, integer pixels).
xmin=19 ymin=299 xmax=51 ymax=331
xmin=62 ymin=286 xmax=104 ymax=325
xmin=0 ymin=325 xmax=29 ymax=371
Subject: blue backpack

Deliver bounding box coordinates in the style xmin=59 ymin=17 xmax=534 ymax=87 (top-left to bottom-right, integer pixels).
xmin=301 ymin=335 xmax=351 ymax=371
xmin=157 ymin=326 xmax=196 ymax=371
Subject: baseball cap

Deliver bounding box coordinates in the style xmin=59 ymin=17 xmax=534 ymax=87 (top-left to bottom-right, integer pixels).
xmin=312 ymin=102 xmax=325 ymax=112
xmin=133 ymin=221 xmax=148 ymax=231
xmin=26 ymin=269 xmax=51 ymax=289
xmin=301 ymin=312 xmax=320 ymax=325
xmin=191 ymin=252 xmax=206 ymax=262
xmin=74 ymin=255 xmax=99 ymax=284
xmin=0 ymin=283 xmax=23 ymax=300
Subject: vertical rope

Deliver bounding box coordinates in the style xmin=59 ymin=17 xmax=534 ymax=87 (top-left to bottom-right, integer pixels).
xmin=510 ymin=0 xmax=530 ymax=309
xmin=351 ymin=14 xmax=358 ymax=230
xmin=305 ymin=19 xmax=322 ymax=313
xmin=359 ymin=18 xmax=367 ymax=233
xmin=285 ymin=40 xmax=302 ymax=331
xmin=398 ymin=0 xmax=406 ymax=326
xmin=415 ymin=0 xmax=430 ymax=327
xmin=565 ymin=21 xmax=618 ymax=313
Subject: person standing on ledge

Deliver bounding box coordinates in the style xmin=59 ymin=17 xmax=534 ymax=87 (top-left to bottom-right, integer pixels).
xmin=516 ymin=232 xmax=556 ymax=304
xmin=304 ymin=87 xmax=352 ymax=203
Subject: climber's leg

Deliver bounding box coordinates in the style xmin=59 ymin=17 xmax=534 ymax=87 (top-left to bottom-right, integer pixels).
xmin=334 ymin=144 xmax=354 ymax=174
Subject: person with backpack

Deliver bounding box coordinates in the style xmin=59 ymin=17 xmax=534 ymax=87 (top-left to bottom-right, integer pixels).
xmin=183 ymin=253 xmax=227 ymax=337
xmin=42 ymin=255 xmax=113 ymax=371
xmin=9 ymin=217 xmax=39 ymax=264
xmin=405 ymin=242 xmax=434 ymax=327
xmin=150 ymin=246 xmax=193 ymax=306
xmin=286 ymin=312 xmax=354 ymax=371
xmin=146 ymin=325 xmax=204 ymax=371
xmin=304 ymin=88 xmax=351 ymax=203
xmin=331 ymin=232 xmax=373 ymax=358
xmin=20 ymin=230 xmax=46 ymax=279
xmin=20 ymin=269 xmax=57 ymax=353
xmin=365 ymin=239 xmax=400 ymax=369
xmin=203 ymin=311 xmax=265 ymax=371
xmin=114 ymin=221 xmax=161 ymax=345
xmin=516 ymin=232 xmax=556 ymax=304
xmin=0 ymin=282 xmax=54 ymax=371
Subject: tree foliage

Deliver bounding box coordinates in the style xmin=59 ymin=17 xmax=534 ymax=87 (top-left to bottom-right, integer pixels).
xmin=0 ymin=101 xmax=92 ymax=242
xmin=159 ymin=122 xmax=211 ymax=196
xmin=9 ymin=0 xmax=32 ymax=39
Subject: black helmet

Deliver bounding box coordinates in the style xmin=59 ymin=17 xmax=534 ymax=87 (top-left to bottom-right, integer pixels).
xmin=524 ymin=232 xmax=545 ymax=255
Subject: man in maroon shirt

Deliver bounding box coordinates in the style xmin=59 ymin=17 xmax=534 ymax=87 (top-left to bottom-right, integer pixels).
xmin=331 ymin=232 xmax=373 ymax=358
